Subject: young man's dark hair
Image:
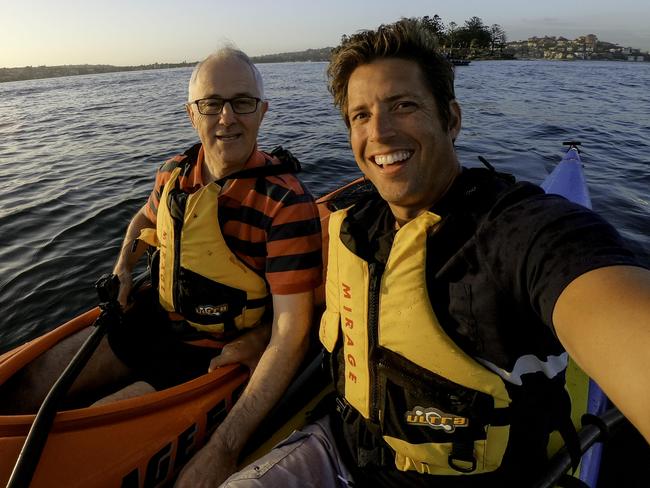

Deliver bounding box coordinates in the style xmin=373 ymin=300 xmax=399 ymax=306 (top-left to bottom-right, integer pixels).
xmin=327 ymin=18 xmax=455 ymax=129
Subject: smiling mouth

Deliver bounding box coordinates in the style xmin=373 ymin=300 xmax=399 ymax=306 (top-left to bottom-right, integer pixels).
xmin=372 ymin=150 xmax=413 ymax=167
xmin=216 ymin=134 xmax=241 ymax=142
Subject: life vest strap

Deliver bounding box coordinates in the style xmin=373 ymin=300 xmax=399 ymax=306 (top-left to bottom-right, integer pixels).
xmin=549 ymin=387 xmax=582 ymax=474
xmin=557 ymin=413 xmax=582 ymax=474
xmin=335 ymin=390 xmax=511 ymax=430
xmin=246 ymin=297 xmax=268 ymax=309
xmin=215 ymin=146 xmax=301 ymax=186
xmin=357 ymin=444 xmax=391 ymax=468
xmin=488 ymin=406 xmax=512 ymax=426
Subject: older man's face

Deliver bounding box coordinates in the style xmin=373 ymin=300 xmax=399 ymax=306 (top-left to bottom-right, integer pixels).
xmin=187 ymin=57 xmax=267 ymax=178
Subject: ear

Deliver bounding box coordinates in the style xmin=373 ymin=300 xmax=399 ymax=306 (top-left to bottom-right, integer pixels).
xmin=186 ymin=104 xmax=197 ymax=129
xmin=448 ymin=100 xmax=462 ymax=143
xmin=259 ymin=100 xmax=269 ymax=122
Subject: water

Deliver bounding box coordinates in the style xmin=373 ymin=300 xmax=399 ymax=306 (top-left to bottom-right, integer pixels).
xmin=1 ymin=60 xmax=649 ymax=353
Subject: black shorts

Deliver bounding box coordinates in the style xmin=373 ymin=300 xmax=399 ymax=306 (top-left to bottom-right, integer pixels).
xmin=107 ymin=288 xmax=221 ymax=390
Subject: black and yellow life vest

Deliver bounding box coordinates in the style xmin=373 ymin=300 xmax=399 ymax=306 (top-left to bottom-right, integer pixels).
xmin=320 ymin=209 xmax=514 ymax=476
xmin=139 ymin=145 xmax=302 ymax=336
xmin=318 ymin=167 xmax=581 ymax=481
xmin=140 ymin=166 xmax=268 ymax=335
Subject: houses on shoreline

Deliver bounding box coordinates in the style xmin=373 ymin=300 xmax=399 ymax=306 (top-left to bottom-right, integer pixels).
xmin=506 ymin=34 xmax=648 ymax=62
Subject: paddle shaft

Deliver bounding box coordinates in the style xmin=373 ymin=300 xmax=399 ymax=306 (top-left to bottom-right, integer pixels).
xmin=531 ymin=407 xmax=625 ymax=488
xmin=6 ymin=312 xmax=112 ymax=488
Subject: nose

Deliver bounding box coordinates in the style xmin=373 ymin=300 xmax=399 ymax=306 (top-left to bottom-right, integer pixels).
xmin=218 ymin=101 xmax=237 ymax=125
xmin=368 ymin=110 xmax=395 ymax=141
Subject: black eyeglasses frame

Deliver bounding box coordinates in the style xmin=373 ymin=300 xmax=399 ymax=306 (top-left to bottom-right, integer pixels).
xmin=187 ymin=96 xmax=262 ymax=115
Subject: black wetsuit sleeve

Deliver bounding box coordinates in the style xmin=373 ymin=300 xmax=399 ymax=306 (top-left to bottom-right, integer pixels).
xmin=477 ymin=185 xmax=643 ymax=332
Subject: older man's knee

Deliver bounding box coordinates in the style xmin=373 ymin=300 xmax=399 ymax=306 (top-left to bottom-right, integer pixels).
xmin=0 ymin=326 xmax=131 ymax=413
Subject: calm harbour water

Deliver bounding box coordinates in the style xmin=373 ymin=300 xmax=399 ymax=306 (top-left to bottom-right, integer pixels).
xmin=0 ymin=60 xmax=649 ymax=353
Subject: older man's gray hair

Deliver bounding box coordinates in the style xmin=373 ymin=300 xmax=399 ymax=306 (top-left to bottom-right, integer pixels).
xmin=188 ymin=45 xmax=265 ymax=102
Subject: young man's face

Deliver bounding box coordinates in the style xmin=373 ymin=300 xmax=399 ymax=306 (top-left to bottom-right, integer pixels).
xmin=187 ymin=57 xmax=267 ymax=178
xmin=346 ymin=58 xmax=461 ymax=222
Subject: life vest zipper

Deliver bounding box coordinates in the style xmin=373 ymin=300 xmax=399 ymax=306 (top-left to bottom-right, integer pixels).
xmin=368 ymin=261 xmax=384 ymax=424
xmin=169 ymin=190 xmax=187 ymax=313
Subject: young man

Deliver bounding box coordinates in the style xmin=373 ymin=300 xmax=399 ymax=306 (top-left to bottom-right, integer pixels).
xmin=221 ymin=19 xmax=650 ymax=488
xmin=3 ymin=47 xmax=322 ymax=487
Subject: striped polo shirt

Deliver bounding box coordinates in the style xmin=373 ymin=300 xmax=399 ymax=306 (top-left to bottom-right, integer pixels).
xmin=143 ymin=143 xmax=322 ymax=295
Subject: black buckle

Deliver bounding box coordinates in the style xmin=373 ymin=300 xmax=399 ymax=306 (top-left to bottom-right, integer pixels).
xmin=448 ymin=442 xmax=477 ymax=473
xmin=335 ymin=396 xmax=355 ymax=423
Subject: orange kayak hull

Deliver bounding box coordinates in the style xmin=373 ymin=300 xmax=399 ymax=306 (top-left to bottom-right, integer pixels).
xmin=0 ymin=309 xmax=248 ymax=488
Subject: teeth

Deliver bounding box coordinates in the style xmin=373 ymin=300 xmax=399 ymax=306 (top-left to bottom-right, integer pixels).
xmin=374 ymin=151 xmax=411 ymax=166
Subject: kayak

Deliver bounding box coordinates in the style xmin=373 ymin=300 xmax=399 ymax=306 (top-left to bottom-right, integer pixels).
xmin=0 ymin=308 xmax=249 ymax=487
xmin=540 ymin=143 xmax=606 ymax=488
xmin=0 ymin=143 xmax=609 ymax=487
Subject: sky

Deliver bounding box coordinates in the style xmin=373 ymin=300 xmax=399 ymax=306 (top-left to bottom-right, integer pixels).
xmin=1 ymin=0 xmax=649 ymax=68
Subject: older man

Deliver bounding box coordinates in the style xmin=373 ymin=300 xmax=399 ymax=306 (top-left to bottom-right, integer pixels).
xmin=122 ymin=47 xmax=322 ymax=486
xmin=219 ymin=19 xmax=650 ymax=488
xmin=3 ymin=47 xmax=322 ymax=487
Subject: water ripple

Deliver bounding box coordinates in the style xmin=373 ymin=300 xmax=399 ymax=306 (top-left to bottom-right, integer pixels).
xmin=0 ymin=61 xmax=649 ymax=353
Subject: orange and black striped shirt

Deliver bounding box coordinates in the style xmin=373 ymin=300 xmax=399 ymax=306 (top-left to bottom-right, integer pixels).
xmin=144 ymin=143 xmax=322 ymax=295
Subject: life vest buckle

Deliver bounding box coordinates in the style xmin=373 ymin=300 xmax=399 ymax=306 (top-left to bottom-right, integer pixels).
xmin=335 ymin=396 xmax=356 ymax=423
xmin=448 ymin=441 xmax=477 ymax=473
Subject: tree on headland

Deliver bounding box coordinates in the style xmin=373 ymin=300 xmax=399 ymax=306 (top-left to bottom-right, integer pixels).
xmin=456 ymin=16 xmax=492 ymax=51
xmin=446 ymin=21 xmax=458 ymax=51
xmin=422 ymin=15 xmax=446 ymax=39
xmin=489 ymin=24 xmax=508 ymax=56
xmin=418 ymin=15 xmax=507 ymax=59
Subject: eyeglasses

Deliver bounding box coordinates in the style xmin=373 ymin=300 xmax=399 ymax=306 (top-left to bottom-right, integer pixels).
xmin=189 ymin=97 xmax=262 ymax=115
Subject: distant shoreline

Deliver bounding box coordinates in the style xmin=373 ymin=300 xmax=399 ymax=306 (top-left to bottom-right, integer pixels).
xmin=0 ymin=48 xmax=335 ymax=84
xmin=2 ymin=46 xmax=646 ymax=84
xmin=0 ymin=62 xmax=194 ymax=84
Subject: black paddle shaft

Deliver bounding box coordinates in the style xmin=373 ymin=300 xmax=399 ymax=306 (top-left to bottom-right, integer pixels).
xmin=7 ymin=274 xmax=121 ymax=488
xmin=530 ymin=407 xmax=625 ymax=488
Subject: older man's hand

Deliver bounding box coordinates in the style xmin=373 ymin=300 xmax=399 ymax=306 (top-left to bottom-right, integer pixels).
xmin=209 ymin=322 xmax=272 ymax=374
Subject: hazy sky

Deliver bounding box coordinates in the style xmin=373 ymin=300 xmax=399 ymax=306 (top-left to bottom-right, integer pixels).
xmin=2 ymin=0 xmax=649 ymax=68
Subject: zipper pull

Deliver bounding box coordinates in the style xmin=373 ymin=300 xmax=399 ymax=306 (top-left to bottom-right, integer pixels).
xmin=368 ymin=262 xmax=385 ymax=292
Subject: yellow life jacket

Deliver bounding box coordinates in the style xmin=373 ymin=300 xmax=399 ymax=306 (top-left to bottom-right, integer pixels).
xmin=320 ymin=209 xmax=513 ymax=476
xmin=139 ymin=167 xmax=268 ymax=335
